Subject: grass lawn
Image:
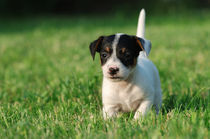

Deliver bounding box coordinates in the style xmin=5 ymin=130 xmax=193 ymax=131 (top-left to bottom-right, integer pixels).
xmin=0 ymin=11 xmax=209 ymax=138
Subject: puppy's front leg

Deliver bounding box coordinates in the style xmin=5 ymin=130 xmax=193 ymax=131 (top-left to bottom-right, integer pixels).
xmin=134 ymin=100 xmax=152 ymax=120
xmin=103 ymin=105 xmax=119 ymax=120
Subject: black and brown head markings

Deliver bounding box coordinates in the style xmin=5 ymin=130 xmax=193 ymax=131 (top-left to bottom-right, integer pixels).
xmin=89 ymin=34 xmax=145 ymax=67
xmin=116 ymin=34 xmax=144 ymax=67
xmin=89 ymin=35 xmax=114 ymax=65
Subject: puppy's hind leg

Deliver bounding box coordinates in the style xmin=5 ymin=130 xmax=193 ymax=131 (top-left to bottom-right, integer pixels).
xmin=155 ymin=104 xmax=160 ymax=115
xmin=154 ymin=89 xmax=162 ymax=115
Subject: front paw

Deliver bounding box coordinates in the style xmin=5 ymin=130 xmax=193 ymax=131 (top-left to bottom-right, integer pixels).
xmin=103 ymin=111 xmax=118 ymax=120
xmin=134 ymin=111 xmax=144 ymax=120
xmin=103 ymin=107 xmax=118 ymax=120
xmin=134 ymin=111 xmax=142 ymax=120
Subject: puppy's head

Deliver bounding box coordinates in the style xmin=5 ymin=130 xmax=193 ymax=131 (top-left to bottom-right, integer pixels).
xmin=89 ymin=34 xmax=145 ymax=81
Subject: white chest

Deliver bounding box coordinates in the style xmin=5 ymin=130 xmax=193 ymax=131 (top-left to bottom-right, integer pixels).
xmin=102 ymin=80 xmax=146 ymax=112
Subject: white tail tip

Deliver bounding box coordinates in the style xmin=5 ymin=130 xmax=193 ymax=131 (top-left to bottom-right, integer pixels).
xmin=137 ymin=9 xmax=146 ymax=38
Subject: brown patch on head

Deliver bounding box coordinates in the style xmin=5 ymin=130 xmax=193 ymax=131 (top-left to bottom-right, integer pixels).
xmin=105 ymin=47 xmax=110 ymax=52
xmin=121 ymin=48 xmax=126 ymax=53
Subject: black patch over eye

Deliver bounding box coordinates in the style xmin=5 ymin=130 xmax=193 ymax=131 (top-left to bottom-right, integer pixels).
xmin=116 ymin=34 xmax=142 ymax=67
xmin=125 ymin=52 xmax=131 ymax=58
xmin=120 ymin=49 xmax=131 ymax=59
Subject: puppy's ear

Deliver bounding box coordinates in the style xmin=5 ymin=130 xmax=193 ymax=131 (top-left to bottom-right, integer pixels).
xmin=134 ymin=36 xmax=145 ymax=52
xmin=89 ymin=36 xmax=104 ymax=60
xmin=134 ymin=36 xmax=152 ymax=56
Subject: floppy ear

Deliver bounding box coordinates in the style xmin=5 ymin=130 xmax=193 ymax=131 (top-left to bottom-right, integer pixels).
xmin=134 ymin=36 xmax=145 ymax=51
xmin=134 ymin=36 xmax=152 ymax=56
xmin=89 ymin=36 xmax=104 ymax=60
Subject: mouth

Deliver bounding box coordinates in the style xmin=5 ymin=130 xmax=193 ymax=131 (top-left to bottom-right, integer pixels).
xmin=108 ymin=76 xmax=123 ymax=81
xmin=110 ymin=76 xmax=121 ymax=79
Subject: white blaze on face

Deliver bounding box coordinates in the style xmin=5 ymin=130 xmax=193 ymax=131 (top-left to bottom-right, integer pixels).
xmin=102 ymin=33 xmax=131 ymax=81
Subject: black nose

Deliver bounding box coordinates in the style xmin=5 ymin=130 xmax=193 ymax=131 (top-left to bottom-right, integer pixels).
xmin=109 ymin=67 xmax=119 ymax=75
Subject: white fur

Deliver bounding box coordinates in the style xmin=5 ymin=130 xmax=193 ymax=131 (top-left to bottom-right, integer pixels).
xmin=102 ymin=35 xmax=162 ymax=120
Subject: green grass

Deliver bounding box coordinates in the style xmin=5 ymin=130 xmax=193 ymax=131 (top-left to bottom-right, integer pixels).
xmin=0 ymin=11 xmax=209 ymax=138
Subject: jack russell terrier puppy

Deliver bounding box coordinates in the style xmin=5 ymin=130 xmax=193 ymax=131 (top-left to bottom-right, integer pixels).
xmin=89 ymin=9 xmax=162 ymax=119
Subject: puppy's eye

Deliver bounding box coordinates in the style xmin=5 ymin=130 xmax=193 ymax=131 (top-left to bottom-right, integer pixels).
xmin=101 ymin=52 xmax=108 ymax=58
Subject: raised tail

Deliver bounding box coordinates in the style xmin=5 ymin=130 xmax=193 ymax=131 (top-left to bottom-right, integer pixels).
xmin=137 ymin=9 xmax=145 ymax=38
xmin=136 ymin=9 xmax=151 ymax=57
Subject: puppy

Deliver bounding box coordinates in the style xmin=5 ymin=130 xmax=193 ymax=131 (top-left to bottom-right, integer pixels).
xmin=89 ymin=9 xmax=162 ymax=119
